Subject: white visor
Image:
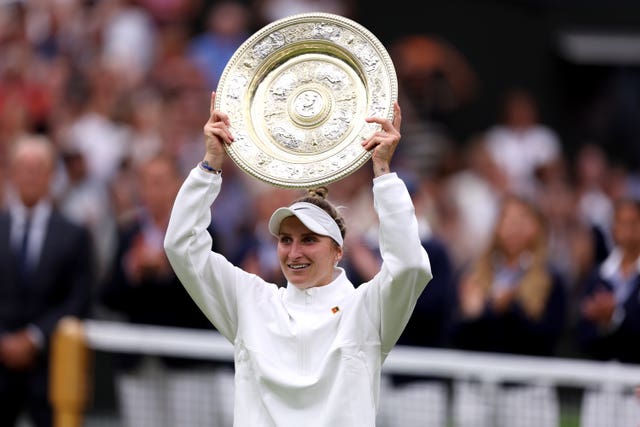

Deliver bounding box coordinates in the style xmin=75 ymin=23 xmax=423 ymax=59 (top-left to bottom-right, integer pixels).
xmin=268 ymin=202 xmax=343 ymax=247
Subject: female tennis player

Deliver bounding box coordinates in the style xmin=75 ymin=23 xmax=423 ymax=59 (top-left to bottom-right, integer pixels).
xmin=164 ymin=91 xmax=433 ymax=426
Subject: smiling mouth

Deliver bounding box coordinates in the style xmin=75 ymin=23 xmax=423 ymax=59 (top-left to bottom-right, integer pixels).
xmin=288 ymin=263 xmax=310 ymax=270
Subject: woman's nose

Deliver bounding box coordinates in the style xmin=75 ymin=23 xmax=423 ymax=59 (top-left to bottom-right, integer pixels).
xmin=288 ymin=240 xmax=303 ymax=257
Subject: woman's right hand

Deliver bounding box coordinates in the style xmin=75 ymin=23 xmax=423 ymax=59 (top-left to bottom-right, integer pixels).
xmin=362 ymin=101 xmax=402 ymax=177
xmin=202 ymin=91 xmax=234 ymax=169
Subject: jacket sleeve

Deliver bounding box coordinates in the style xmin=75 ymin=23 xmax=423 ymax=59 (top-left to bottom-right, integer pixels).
xmin=363 ymin=173 xmax=433 ymax=355
xmin=163 ymin=167 xmax=255 ymax=341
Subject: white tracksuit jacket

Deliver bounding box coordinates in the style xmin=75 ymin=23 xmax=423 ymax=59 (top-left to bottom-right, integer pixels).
xmin=164 ymin=167 xmax=432 ymax=426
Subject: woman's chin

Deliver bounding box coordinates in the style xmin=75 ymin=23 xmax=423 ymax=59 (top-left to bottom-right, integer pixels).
xmin=289 ymin=280 xmax=313 ymax=290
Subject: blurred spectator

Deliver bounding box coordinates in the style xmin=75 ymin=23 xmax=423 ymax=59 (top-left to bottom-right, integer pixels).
xmin=576 ymin=197 xmax=640 ymax=363
xmin=574 ymin=143 xmax=614 ymax=252
xmin=450 ymin=194 xmax=567 ymax=427
xmin=61 ymin=63 xmax=132 ymax=186
xmin=483 ymin=87 xmax=563 ymax=198
xmin=532 ymin=158 xmax=598 ymax=358
xmin=0 ymin=1 xmax=26 ymax=45
xmin=535 ymin=158 xmax=593 ymax=288
xmin=21 ymin=0 xmax=90 ymax=60
xmin=0 ymin=41 xmax=51 ymax=135
xmin=162 ymin=87 xmax=211 ymax=175
xmin=0 ymin=134 xmax=93 ymax=427
xmin=253 ymin=0 xmax=357 ymax=26
xmin=99 ymin=153 xmax=224 ymax=427
xmin=122 ymin=86 xmax=165 ymax=167
xmin=440 ymin=134 xmax=507 ymax=269
xmin=149 ymin=23 xmax=209 ymax=175
xmin=137 ymin=0 xmax=202 ymax=26
xmin=150 ymin=22 xmax=207 ymax=95
xmin=339 ymin=171 xmax=456 ymax=427
xmin=187 ymin=0 xmax=250 ymax=90
xmin=392 ymin=34 xmax=477 ymax=127
xmin=0 ymin=3 xmax=53 ymax=141
xmin=569 ymin=143 xmax=616 ymax=288
xmin=56 ymin=142 xmax=118 ymax=290
xmin=575 ymin=196 xmax=640 ymax=427
xmin=389 ymin=34 xmax=478 ymax=176
xmin=96 ymin=0 xmax=158 ymax=89
xmin=605 ymin=162 xmax=640 ymax=203
xmin=452 ymin=194 xmax=568 ymax=353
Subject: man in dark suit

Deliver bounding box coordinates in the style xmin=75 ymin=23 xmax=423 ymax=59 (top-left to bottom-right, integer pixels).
xmin=0 ymin=134 xmax=93 ymax=427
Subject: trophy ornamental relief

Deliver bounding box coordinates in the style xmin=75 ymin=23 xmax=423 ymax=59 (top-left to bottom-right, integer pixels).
xmin=215 ymin=12 xmax=398 ymax=189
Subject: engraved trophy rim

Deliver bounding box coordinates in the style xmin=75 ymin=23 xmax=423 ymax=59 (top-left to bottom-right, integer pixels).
xmin=215 ymin=12 xmax=398 ymax=189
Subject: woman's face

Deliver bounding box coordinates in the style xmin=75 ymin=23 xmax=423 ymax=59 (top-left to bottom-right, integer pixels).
xmin=277 ymin=216 xmax=343 ymax=289
xmin=613 ymin=202 xmax=640 ymax=253
xmin=496 ymin=199 xmax=540 ymax=260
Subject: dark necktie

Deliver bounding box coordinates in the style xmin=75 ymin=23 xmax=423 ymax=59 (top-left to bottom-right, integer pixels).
xmin=18 ymin=215 xmax=32 ymax=284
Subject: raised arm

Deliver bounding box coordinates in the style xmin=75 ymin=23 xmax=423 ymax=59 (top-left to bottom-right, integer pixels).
xmin=164 ymin=92 xmax=247 ymax=340
xmin=360 ymin=102 xmax=433 ymax=354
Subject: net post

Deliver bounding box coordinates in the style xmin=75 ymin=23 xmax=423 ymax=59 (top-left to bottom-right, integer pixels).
xmin=49 ymin=317 xmax=91 ymax=427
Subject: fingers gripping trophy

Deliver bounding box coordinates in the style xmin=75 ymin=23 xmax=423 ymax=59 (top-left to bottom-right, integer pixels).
xmin=212 ymin=12 xmax=399 ymax=188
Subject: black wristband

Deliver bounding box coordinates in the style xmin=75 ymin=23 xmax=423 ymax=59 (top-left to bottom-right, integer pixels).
xmin=200 ymin=161 xmax=222 ymax=175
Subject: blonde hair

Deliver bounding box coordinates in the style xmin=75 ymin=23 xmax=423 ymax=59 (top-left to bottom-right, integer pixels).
xmin=470 ymin=195 xmax=552 ymax=319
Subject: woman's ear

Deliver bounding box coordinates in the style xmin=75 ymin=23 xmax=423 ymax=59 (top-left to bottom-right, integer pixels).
xmin=334 ymin=246 xmax=344 ymax=265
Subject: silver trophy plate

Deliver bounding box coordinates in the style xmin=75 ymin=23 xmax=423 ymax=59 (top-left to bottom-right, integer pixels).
xmin=215 ymin=12 xmax=398 ymax=189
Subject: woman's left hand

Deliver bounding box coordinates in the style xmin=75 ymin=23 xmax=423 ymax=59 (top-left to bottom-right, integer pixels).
xmin=362 ymin=102 xmax=402 ymax=177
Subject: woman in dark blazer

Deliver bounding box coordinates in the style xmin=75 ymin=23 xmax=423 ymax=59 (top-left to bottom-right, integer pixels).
xmin=575 ymin=197 xmax=640 ymax=427
xmin=450 ymin=194 xmax=567 ymax=427
xmin=577 ymin=196 xmax=640 ymax=364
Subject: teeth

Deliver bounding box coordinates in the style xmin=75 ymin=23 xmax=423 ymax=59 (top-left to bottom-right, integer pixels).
xmin=289 ymin=264 xmax=308 ymax=270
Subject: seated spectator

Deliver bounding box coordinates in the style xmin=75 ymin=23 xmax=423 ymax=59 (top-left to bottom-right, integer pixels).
xmin=187 ymin=0 xmax=251 ymax=90
xmin=440 ymin=134 xmax=507 ymax=269
xmin=340 ymin=171 xmax=456 ymax=427
xmin=389 ymin=34 xmax=478 ymax=178
xmin=577 ymin=197 xmax=640 ymax=362
xmin=483 ymin=87 xmax=562 ymax=199
xmin=99 ymin=153 xmax=227 ymax=427
xmin=576 ymin=196 xmax=640 ymax=427
xmin=450 ymin=194 xmax=567 ymax=427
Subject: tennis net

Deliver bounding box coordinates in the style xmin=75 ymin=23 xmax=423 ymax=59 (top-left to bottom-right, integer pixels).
xmin=50 ymin=317 xmax=640 ymax=427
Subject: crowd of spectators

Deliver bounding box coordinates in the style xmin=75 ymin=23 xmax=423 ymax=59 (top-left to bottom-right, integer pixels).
xmin=1 ymin=0 xmax=639 ymax=425
xmin=2 ymin=0 xmax=640 ymax=365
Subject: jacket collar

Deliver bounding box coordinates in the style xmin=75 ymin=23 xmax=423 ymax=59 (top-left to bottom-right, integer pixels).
xmin=284 ymin=267 xmax=354 ymax=307
xmin=600 ymin=248 xmax=640 ymax=280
